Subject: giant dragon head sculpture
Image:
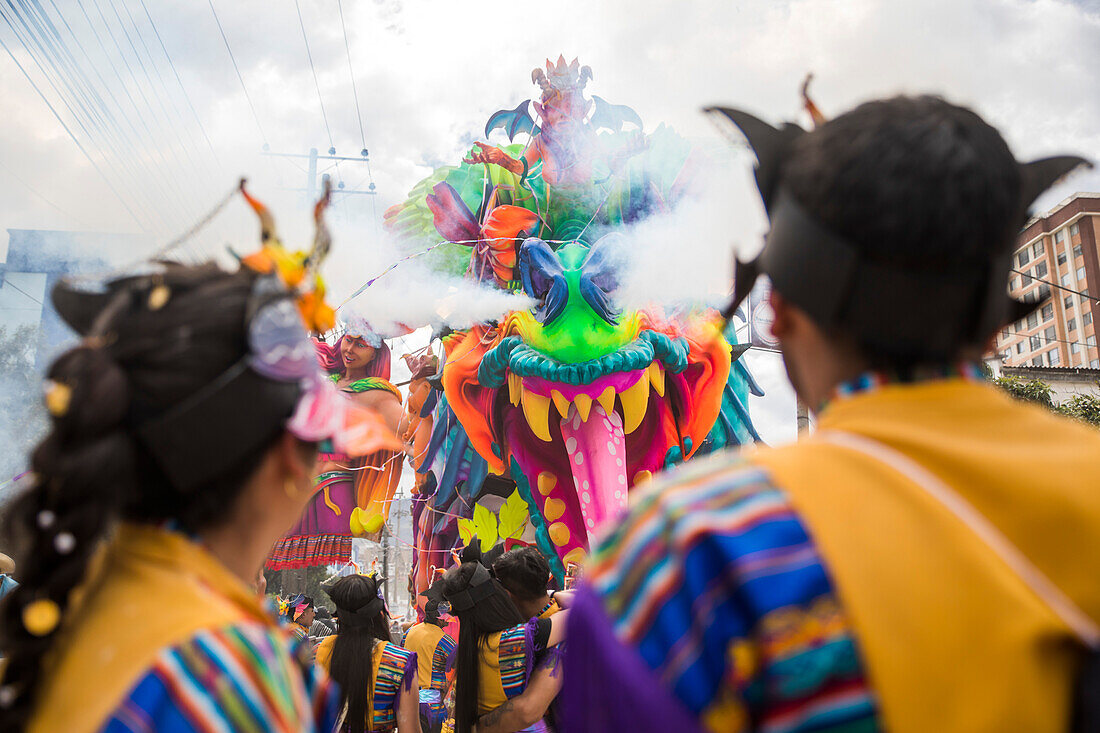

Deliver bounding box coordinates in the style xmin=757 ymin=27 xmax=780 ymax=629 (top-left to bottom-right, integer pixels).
xmin=441 ymin=235 xmax=731 ymax=566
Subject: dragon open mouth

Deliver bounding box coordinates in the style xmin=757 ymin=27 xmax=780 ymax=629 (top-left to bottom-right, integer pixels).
xmin=444 ymin=319 xmax=729 ymax=566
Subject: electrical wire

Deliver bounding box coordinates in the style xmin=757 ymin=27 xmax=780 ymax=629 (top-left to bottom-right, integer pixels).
xmin=137 ymin=0 xmax=220 ymax=170
xmin=297 ymin=0 xmax=334 ymax=157
xmin=208 ymin=0 xmax=268 ymax=148
xmin=0 ymin=158 xmax=83 ymax=224
xmin=1011 ymin=267 xmax=1098 ymax=305
xmin=0 ymin=10 xmax=147 ymax=230
xmin=337 ymin=0 xmax=366 ymax=153
xmin=1 ymin=277 xmax=45 ymax=307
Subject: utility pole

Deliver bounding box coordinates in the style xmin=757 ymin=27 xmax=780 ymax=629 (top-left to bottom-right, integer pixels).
xmin=261 ymin=147 xmax=377 ymax=200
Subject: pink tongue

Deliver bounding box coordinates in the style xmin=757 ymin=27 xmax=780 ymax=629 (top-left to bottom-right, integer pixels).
xmin=559 ymin=403 xmax=629 ymax=543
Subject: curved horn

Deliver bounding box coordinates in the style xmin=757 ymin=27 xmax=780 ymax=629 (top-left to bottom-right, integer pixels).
xmin=239 ymin=179 xmax=279 ymax=245
xmin=703 ymin=106 xmax=806 ymax=212
xmin=1018 ymin=156 xmax=1092 ymax=214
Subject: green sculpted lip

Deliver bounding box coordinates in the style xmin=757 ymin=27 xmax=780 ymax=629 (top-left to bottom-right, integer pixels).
xmin=479 ymin=330 xmax=689 ymax=389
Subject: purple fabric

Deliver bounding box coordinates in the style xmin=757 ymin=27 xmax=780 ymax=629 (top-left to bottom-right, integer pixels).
xmin=560 ymin=586 xmax=706 ymax=733
xmin=396 ymin=651 xmax=418 ymax=713
xmin=522 ymin=616 xmax=539 ymax=683
xmin=286 ymin=473 xmax=355 ymax=536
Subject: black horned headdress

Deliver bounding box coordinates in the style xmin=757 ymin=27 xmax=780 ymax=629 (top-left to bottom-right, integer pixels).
xmin=706 ymin=105 xmax=1091 ymax=360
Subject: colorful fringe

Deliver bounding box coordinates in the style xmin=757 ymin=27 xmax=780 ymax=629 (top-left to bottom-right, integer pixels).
xmin=266 ymin=534 xmax=352 ymax=570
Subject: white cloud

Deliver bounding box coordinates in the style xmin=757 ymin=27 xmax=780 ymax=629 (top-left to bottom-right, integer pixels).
xmin=1 ymin=0 xmax=1098 ymax=440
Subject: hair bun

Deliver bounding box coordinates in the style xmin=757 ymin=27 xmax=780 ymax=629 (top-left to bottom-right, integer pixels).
xmin=47 ymin=346 xmax=129 ymax=437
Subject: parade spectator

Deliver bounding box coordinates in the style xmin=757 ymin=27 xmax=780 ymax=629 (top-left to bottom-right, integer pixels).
xmin=442 ymin=544 xmax=568 ymax=733
xmin=0 ymin=262 xmax=391 ymax=731
xmin=0 ymin=552 xmax=16 ymax=600
xmin=311 ymin=606 xmax=337 ymax=640
xmin=493 ymin=546 xmax=560 ymax=621
xmin=316 ymin=573 xmax=420 ymax=733
xmin=404 ymin=579 xmax=458 ymax=733
xmin=561 ymin=96 xmax=1100 ymax=732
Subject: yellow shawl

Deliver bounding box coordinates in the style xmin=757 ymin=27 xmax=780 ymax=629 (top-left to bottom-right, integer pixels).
xmin=27 ymin=523 xmax=273 ymax=733
xmin=751 ymin=380 xmax=1100 ymax=732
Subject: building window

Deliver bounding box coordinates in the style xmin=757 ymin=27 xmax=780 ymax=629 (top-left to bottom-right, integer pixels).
xmin=1049 ymin=349 xmax=1061 ymax=366
xmin=1077 ymin=267 xmax=1086 ymax=280
xmin=1034 ymin=240 xmax=1045 ymax=255
xmin=1039 ymin=284 xmax=1051 ymax=300
xmin=1065 ymin=295 xmax=1074 ymax=309
xmin=1031 ymin=335 xmax=1042 ymax=350
xmin=1058 ymin=252 xmax=1068 ymax=266
xmin=1063 ymin=274 xmax=1073 ymax=287
xmin=1042 ymin=304 xmax=1054 ymax=321
xmin=1072 ymin=342 xmax=1080 ymax=354
xmin=1016 ymin=341 xmax=1024 ymax=354
xmin=1054 ymin=230 xmax=1064 ymax=244
xmin=1010 ymin=276 xmax=1019 ymax=291
xmin=1045 ymin=326 xmax=1056 ymax=341
xmin=1069 ymin=318 xmax=1077 ymax=332
xmin=1027 ymin=312 xmax=1039 ymax=329
xmin=1086 ymin=312 xmax=1094 ymax=326
xmin=1035 ymin=262 xmax=1048 ymax=278
xmin=1032 ymin=356 xmax=1043 ymax=366
xmin=1089 ymin=336 xmax=1098 ymax=348
xmin=1075 ymin=245 xmax=1083 ymax=259
xmin=1084 ymin=290 xmax=1092 ymax=303
xmin=1093 ymin=360 xmax=1099 ymax=369
xmin=1018 ymin=250 xmax=1030 ymax=267
xmin=1070 ymin=223 xmax=1080 ymax=237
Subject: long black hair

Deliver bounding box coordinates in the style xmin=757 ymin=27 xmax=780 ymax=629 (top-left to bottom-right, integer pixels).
xmin=442 ymin=545 xmax=525 ymax=733
xmin=0 ymin=264 xmax=305 ymax=728
xmin=326 ymin=574 xmax=393 ymax=733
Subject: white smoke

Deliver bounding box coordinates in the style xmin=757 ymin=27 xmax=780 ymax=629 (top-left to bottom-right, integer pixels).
xmin=609 ymin=147 xmax=768 ymax=314
xmin=324 ymin=223 xmax=534 ymax=333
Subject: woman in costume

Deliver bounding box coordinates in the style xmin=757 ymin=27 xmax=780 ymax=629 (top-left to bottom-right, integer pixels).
xmin=441 ymin=545 xmax=568 ymax=733
xmin=403 ymin=579 xmax=458 ymax=733
xmin=0 ymin=253 xmax=393 ymax=730
xmin=269 ymin=316 xmax=405 ymax=567
xmin=315 ymin=573 xmax=420 ymax=733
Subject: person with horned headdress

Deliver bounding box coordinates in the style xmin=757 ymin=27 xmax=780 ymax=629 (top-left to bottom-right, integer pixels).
xmin=0 ymin=182 xmax=400 ymax=731
xmin=403 ymin=578 xmax=458 ymax=733
xmin=560 ymin=95 xmax=1100 ymax=733
xmin=316 ymin=573 xmax=420 ymax=733
xmin=441 ymin=544 xmax=569 ymax=733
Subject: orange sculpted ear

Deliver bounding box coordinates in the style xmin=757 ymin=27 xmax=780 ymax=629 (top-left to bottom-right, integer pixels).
xmin=441 ymin=327 xmax=507 ymax=473
xmin=480 ymin=206 xmax=539 ymax=283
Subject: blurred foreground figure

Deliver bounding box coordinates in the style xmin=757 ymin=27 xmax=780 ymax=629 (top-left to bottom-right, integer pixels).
xmin=403 ymin=579 xmax=457 ymax=733
xmin=315 ymin=573 xmax=420 ymax=733
xmin=0 ymin=184 xmax=400 ymax=731
xmin=562 ymin=96 xmax=1100 ymax=732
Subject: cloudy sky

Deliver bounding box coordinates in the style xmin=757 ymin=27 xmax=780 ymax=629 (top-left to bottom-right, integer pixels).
xmin=1 ymin=0 xmax=1099 ymax=443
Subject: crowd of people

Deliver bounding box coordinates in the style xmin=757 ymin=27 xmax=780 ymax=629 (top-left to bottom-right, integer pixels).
xmin=1 ymin=92 xmax=1099 ymax=733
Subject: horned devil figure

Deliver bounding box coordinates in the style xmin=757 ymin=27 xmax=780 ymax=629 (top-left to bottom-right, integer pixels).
xmin=384 ymin=58 xmax=764 ymax=594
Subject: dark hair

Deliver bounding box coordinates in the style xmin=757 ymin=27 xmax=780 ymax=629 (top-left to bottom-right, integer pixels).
xmin=781 ymin=95 xmax=1021 ymax=365
xmin=443 ymin=549 xmax=525 ymax=733
xmin=326 ymin=574 xmax=393 ymax=733
xmin=493 ymin=546 xmax=551 ymax=602
xmin=0 ymin=263 xmax=303 ymax=727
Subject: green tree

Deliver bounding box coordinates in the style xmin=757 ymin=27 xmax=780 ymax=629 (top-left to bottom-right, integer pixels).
xmin=992 ymin=376 xmax=1054 ymax=407
xmin=1057 ymin=393 xmax=1100 ymax=427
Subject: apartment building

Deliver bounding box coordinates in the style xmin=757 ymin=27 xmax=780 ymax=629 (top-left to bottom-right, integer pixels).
xmin=994 ymin=193 xmax=1100 ymax=369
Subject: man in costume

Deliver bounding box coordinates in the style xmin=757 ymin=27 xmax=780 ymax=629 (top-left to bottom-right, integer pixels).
xmin=404 ymin=580 xmax=458 ymax=733
xmin=560 ymin=95 xmax=1100 ymax=732
xmin=493 ymin=546 xmax=560 ymax=621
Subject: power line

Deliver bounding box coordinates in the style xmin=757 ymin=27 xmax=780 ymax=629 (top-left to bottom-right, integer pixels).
xmin=0 ymin=12 xmax=147 ymax=230
xmin=1001 ymin=326 xmax=1096 ymax=351
xmin=1012 ymin=267 xmax=1099 ymax=305
xmin=1 ymin=278 xmax=45 ymax=307
xmin=207 ymin=0 xmax=267 ymax=148
xmin=0 ymin=158 xmax=83 ymax=224
xmin=295 ymin=0 xmax=333 ymax=152
xmin=137 ymin=0 xmax=220 ymax=168
xmin=337 ymin=0 xmax=366 ymax=154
